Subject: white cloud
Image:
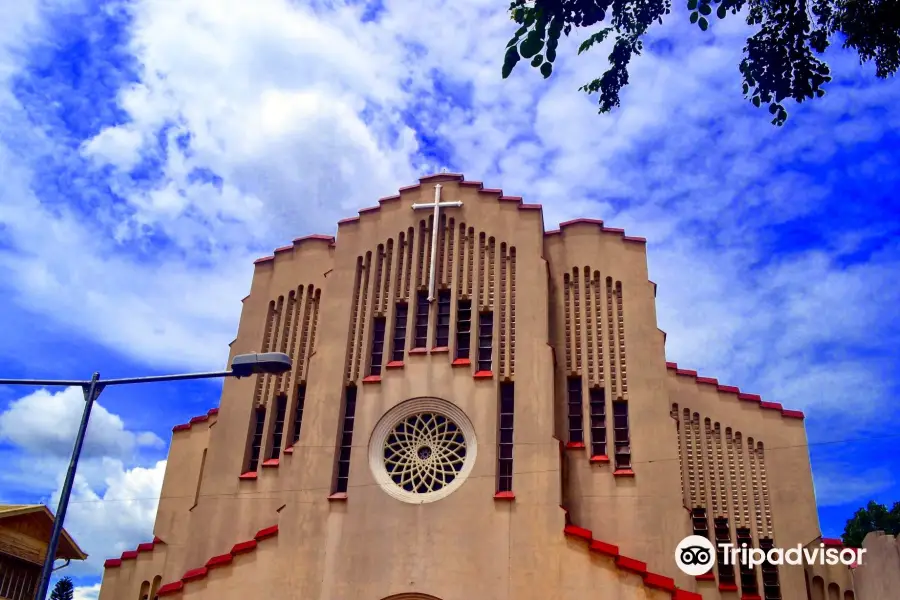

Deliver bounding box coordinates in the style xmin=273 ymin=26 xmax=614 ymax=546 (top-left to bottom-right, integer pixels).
xmin=0 ymin=387 xmax=163 ymax=459
xmin=58 ymin=459 xmax=166 ymax=575
xmin=0 ymin=385 xmax=166 ymax=575
xmin=813 ymin=467 xmax=896 ymax=507
xmin=73 ymin=583 xmax=101 ymax=600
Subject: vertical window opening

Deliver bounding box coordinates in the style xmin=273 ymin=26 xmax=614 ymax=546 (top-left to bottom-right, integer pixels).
xmin=455 ymin=299 xmax=472 ymax=359
xmin=715 ymin=518 xmax=737 ymax=588
xmin=413 ymin=291 xmax=429 ymax=348
xmin=477 ymin=311 xmax=494 ymax=372
xmin=334 ymin=386 xmax=358 ymax=494
xmin=292 ymin=384 xmax=307 ymax=444
xmin=691 ymin=507 xmax=709 ymax=538
xmin=567 ymin=377 xmax=584 ymax=445
xmin=369 ymin=317 xmax=386 ymax=375
xmin=247 ymin=407 xmax=266 ymax=472
xmin=736 ymin=528 xmax=759 ymax=595
xmin=589 ymin=387 xmax=607 ymax=458
xmin=270 ymin=394 xmax=287 ymax=459
xmin=759 ymin=538 xmax=782 ymax=599
xmin=435 ymin=290 xmax=451 ymax=348
xmin=613 ymin=400 xmax=631 ymax=470
xmin=192 ymin=448 xmax=208 ymax=509
xmin=391 ymin=303 xmax=408 ymax=361
xmin=497 ymin=382 xmax=515 ymax=493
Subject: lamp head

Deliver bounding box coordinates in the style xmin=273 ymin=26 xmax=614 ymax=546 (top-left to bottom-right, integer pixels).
xmin=230 ymin=352 xmax=292 ymax=377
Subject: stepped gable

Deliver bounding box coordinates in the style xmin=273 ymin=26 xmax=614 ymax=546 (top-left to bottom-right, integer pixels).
xmin=666 ymin=362 xmax=805 ymax=420
xmin=562 ymin=511 xmax=701 ymax=600
xmin=251 ymin=173 xmax=646 ymax=265
xmin=171 ymin=407 xmax=219 ymax=433
xmin=155 ymin=525 xmax=279 ymax=596
xmin=103 ymin=536 xmax=165 ymax=568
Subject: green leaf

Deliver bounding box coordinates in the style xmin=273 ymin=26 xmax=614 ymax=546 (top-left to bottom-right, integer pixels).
xmin=752 ymin=96 xmax=761 ymax=107
xmin=520 ymin=32 xmax=543 ymax=59
xmin=815 ymin=88 xmax=825 ymax=97
xmin=699 ymin=3 xmax=711 ymax=15
xmin=547 ymin=47 xmax=557 ymax=62
xmin=515 ymin=25 xmax=528 ymax=37
xmin=699 ymin=16 xmax=708 ymax=30
xmin=531 ymin=54 xmax=544 ymax=67
xmin=578 ymin=28 xmax=613 ymax=55
xmin=717 ymin=4 xmax=727 ymax=18
xmin=690 ymin=11 xmax=699 ymax=23
xmin=742 ymin=82 xmax=749 ymax=94
xmin=540 ymin=62 xmax=553 ymax=78
xmin=502 ymin=47 xmax=520 ymax=79
xmin=769 ymin=103 xmax=778 ymax=114
xmin=687 ymin=0 xmax=698 ymax=9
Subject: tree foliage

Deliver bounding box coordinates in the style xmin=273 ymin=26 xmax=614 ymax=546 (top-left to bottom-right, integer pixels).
xmin=841 ymin=500 xmax=900 ymax=548
xmin=50 ymin=576 xmax=75 ymax=600
xmin=502 ymin=0 xmax=900 ymax=125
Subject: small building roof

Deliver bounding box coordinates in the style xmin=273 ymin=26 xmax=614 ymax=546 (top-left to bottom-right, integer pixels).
xmin=0 ymin=504 xmax=88 ymax=561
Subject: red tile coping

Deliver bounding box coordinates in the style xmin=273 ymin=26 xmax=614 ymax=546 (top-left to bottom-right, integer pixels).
xmin=473 ymin=370 xmax=493 ymax=379
xmin=238 ymin=471 xmax=258 ymax=480
xmin=362 ymin=375 xmax=381 ymax=384
xmin=695 ymin=572 xmax=716 ymax=581
xmin=719 ymin=583 xmax=739 ymax=592
xmin=431 ymin=346 xmax=450 ymax=353
xmin=386 ymin=361 xmax=404 ymax=369
xmin=253 ymin=234 xmax=336 ymax=265
xmin=451 ymin=358 xmax=471 ymax=367
xmin=334 ymin=175 xmax=542 ymax=233
xmin=666 ymin=361 xmax=805 ymax=420
xmin=262 ymin=458 xmax=279 ymax=468
xmin=613 ymin=469 xmax=636 ymax=477
xmin=283 ymin=446 xmax=294 ymax=454
xmin=822 ymin=537 xmax=844 ymax=547
xmin=205 ymin=553 xmax=233 ymax=569
xmin=545 ymin=218 xmax=647 ymax=243
xmin=408 ymin=348 xmax=428 ymax=355
xmin=255 ymin=174 xmax=655 ymax=269
xmin=565 ymin=441 xmax=585 ymax=449
xmin=563 ymin=520 xmax=700 ymax=599
xmin=590 ymin=455 xmax=610 ymax=464
xmin=327 ymin=492 xmax=348 ymax=502
xmin=172 ymin=407 xmax=220 ymax=433
xmin=493 ymin=491 xmax=516 ymax=501
xmin=104 ymin=536 xmax=166 ymax=568
xmin=155 ymin=526 xmax=277 ymax=596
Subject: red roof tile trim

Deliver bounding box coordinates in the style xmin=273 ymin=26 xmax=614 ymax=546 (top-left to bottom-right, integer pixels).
xmin=563 ymin=517 xmax=700 ymax=599
xmin=104 ymin=537 xmax=166 ymax=568
xmin=254 ymin=233 xmax=336 ymax=264
xmin=666 ymin=362 xmax=805 ymax=420
xmin=155 ymin=525 xmax=278 ymax=596
xmin=546 ymin=218 xmax=647 ymax=243
xmin=172 ymin=407 xmax=219 ymax=433
xmin=333 ymin=174 xmax=543 ymax=231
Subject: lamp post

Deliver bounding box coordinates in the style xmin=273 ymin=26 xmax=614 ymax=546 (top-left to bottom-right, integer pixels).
xmin=0 ymin=352 xmax=292 ymax=600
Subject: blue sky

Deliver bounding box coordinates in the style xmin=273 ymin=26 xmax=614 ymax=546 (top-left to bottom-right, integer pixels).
xmin=0 ymin=0 xmax=898 ymax=597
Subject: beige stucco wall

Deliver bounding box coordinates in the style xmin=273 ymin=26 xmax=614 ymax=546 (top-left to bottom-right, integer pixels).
xmin=98 ymin=174 xmax=847 ymax=600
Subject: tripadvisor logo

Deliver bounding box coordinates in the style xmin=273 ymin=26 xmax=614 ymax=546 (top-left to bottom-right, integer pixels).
xmin=675 ymin=535 xmax=866 ymax=576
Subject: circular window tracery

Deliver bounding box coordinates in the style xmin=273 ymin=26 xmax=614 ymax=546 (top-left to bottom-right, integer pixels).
xmin=369 ymin=398 xmax=477 ymax=504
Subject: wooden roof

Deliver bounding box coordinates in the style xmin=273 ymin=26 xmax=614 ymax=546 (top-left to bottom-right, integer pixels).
xmin=0 ymin=504 xmax=88 ymax=561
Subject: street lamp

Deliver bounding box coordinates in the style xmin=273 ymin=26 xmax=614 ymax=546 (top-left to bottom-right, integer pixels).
xmin=0 ymin=352 xmax=292 ymax=600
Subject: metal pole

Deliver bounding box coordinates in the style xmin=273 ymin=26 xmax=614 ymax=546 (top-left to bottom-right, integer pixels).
xmin=34 ymin=373 xmax=102 ymax=600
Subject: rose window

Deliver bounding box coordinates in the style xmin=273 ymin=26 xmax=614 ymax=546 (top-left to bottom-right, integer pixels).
xmin=383 ymin=413 xmax=467 ymax=494
xmin=369 ymin=398 xmax=477 ymax=504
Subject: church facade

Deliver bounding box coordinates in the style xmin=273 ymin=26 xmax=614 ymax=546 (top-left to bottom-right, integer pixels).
xmin=98 ymin=174 xmax=856 ymax=600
